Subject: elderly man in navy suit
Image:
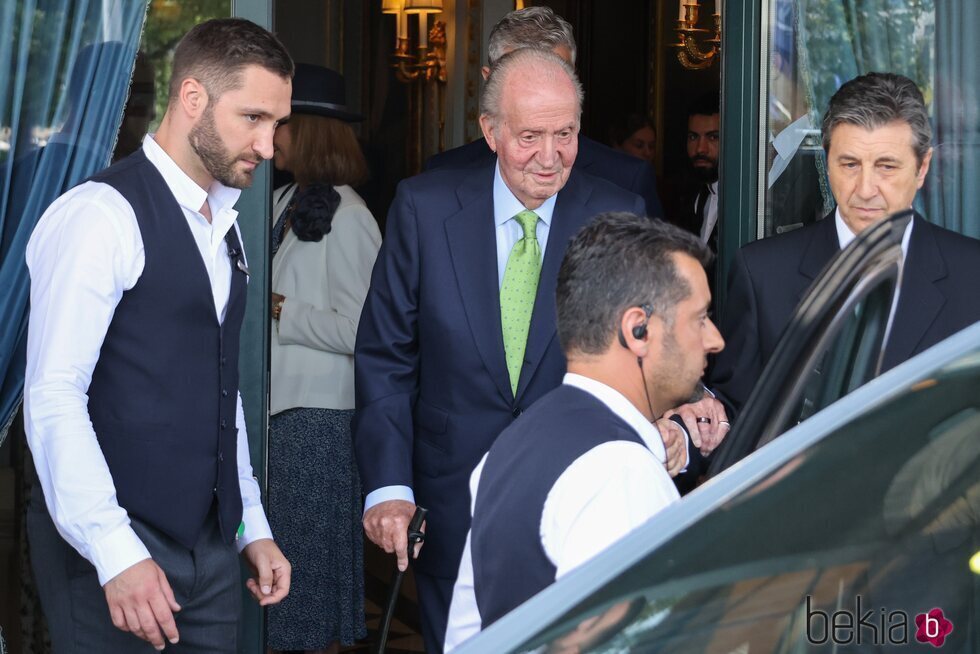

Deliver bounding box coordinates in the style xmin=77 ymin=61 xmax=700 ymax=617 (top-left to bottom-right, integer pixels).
xmin=424 ymin=6 xmax=664 ymax=220
xmin=712 ymin=72 xmax=980 ymax=414
xmin=354 ymin=48 xmax=688 ymax=652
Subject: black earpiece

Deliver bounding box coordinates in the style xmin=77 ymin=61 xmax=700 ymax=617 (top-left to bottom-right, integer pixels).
xmin=619 ymin=303 xmax=654 ymax=347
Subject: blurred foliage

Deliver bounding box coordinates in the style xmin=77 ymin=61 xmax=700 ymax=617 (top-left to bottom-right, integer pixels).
xmin=140 ymin=0 xmax=231 ymax=130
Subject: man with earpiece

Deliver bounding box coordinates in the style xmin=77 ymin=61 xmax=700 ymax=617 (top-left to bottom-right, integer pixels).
xmin=443 ymin=212 xmax=725 ymax=651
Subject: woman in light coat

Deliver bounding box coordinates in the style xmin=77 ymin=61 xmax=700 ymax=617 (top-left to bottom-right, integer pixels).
xmin=267 ymin=63 xmax=381 ymax=654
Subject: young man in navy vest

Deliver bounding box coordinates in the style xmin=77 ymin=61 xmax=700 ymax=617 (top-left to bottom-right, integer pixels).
xmin=25 ymin=19 xmax=293 ymax=652
xmin=443 ymin=213 xmax=725 ymax=650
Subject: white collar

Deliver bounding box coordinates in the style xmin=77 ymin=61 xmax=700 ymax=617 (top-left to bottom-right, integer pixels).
xmin=562 ymin=373 xmax=667 ymax=464
xmin=834 ymin=207 xmax=913 ymax=258
xmin=142 ymin=134 xmax=242 ymax=217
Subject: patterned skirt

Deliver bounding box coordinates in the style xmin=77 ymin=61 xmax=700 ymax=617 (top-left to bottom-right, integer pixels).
xmin=267 ymin=407 xmax=366 ymax=649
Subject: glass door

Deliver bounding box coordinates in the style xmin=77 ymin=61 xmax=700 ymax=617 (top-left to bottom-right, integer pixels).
xmin=759 ymin=0 xmax=980 ymax=241
xmin=757 ymin=0 xmax=980 ymax=238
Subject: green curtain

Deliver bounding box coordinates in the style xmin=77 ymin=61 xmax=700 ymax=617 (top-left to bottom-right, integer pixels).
xmin=795 ymin=0 xmax=939 ymax=219
xmin=923 ymin=3 xmax=980 ymax=238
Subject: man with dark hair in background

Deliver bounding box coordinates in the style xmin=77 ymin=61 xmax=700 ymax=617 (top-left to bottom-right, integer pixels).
xmin=711 ymin=71 xmax=980 ymax=416
xmin=424 ymin=6 xmax=664 ymax=219
xmin=444 ymin=213 xmax=724 ymax=650
xmin=669 ymin=91 xmax=721 ymax=253
xmin=25 ymin=18 xmax=293 ymax=652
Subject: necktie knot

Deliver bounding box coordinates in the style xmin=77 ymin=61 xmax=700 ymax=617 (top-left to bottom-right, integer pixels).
xmin=515 ymin=210 xmax=539 ymax=241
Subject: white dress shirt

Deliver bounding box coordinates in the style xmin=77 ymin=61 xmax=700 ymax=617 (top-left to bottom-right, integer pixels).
xmin=834 ymin=207 xmax=913 ymax=334
xmin=443 ymin=373 xmax=680 ymax=651
xmin=363 ymin=162 xmax=558 ymax=512
xmin=24 ymin=135 xmax=272 ymax=586
xmin=698 ymin=180 xmax=719 ymax=246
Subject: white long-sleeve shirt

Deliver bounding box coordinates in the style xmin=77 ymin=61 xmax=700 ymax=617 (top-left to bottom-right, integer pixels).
xmin=443 ymin=373 xmax=680 ymax=651
xmin=24 ymin=135 xmax=272 ymax=586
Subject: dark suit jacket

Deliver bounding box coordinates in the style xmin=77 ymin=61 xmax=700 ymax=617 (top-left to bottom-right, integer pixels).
xmin=710 ymin=211 xmax=980 ymax=414
xmin=424 ymin=135 xmax=663 ymax=220
xmin=353 ymin=162 xmax=645 ymax=578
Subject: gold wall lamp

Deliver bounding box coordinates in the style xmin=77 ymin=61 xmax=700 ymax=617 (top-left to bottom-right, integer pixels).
xmin=382 ymin=0 xmax=447 ymax=84
xmin=672 ymin=0 xmax=722 ymax=70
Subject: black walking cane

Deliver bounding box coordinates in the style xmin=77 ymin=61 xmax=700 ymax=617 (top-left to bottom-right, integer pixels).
xmin=375 ymin=506 xmax=428 ymax=654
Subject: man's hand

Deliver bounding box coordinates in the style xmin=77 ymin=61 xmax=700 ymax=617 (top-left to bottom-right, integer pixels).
xmin=654 ymin=417 xmax=688 ymax=477
xmin=103 ymin=558 xmax=181 ymax=651
xmin=242 ymin=539 xmax=291 ymax=606
xmin=363 ymin=499 xmax=425 ymax=572
xmin=665 ymin=396 xmax=731 ymax=456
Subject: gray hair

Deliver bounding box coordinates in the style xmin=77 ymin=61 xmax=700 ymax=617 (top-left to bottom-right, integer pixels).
xmin=822 ymin=72 xmax=932 ymax=165
xmin=480 ymin=48 xmax=583 ymax=125
xmin=487 ymin=6 xmax=576 ymax=66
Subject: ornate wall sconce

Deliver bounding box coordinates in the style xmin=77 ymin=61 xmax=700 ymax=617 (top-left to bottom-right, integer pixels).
xmin=382 ymin=0 xmax=447 ymax=84
xmin=672 ymin=0 xmax=722 ymax=70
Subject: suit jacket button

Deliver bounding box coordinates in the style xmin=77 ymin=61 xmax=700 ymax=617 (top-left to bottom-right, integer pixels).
xmin=222 ymin=389 xmax=229 ymax=397
xmin=512 ymin=407 xmax=522 ymax=418
xmin=221 ymin=420 xmax=227 ymax=429
xmin=218 ymin=452 xmax=224 ymax=462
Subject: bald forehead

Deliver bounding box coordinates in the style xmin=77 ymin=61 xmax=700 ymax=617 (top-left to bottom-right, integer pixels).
xmin=501 ymin=61 xmax=577 ymax=102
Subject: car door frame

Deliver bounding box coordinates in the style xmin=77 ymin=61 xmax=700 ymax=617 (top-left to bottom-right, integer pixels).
xmin=707 ymin=210 xmax=914 ymax=475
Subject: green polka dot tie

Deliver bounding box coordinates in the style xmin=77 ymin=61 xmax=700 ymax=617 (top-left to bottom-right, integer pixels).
xmin=500 ymin=210 xmax=541 ymax=395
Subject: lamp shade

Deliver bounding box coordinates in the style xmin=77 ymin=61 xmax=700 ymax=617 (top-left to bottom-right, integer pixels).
xmin=381 ymin=0 xmax=402 ymax=14
xmin=404 ymin=0 xmax=442 ymax=14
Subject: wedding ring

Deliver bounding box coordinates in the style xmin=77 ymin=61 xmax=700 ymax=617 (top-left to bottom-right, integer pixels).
xmin=696 ymin=416 xmax=711 ymax=424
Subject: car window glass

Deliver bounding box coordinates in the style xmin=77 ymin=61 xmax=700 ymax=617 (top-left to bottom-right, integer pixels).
xmin=763 ymin=275 xmax=896 ymax=444
xmin=515 ymin=347 xmax=980 ymax=654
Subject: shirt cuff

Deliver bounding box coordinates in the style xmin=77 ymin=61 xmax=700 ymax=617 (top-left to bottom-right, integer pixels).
xmin=236 ymin=503 xmax=275 ymax=553
xmin=89 ymin=523 xmax=152 ymax=586
xmin=667 ymin=414 xmax=691 ymax=472
xmin=364 ymin=485 xmax=415 ymax=514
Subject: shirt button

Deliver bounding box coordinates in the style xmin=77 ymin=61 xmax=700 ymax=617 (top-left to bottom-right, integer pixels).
xmin=512 ymin=407 xmax=522 ymax=418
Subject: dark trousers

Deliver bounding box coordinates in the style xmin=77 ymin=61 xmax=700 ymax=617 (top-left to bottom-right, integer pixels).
xmin=28 ymin=484 xmax=241 ymax=653
xmin=415 ymin=570 xmax=454 ymax=653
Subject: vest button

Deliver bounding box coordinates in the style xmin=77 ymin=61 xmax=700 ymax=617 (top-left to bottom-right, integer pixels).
xmin=512 ymin=407 xmax=522 ymax=418
xmin=222 ymin=389 xmax=229 ymax=397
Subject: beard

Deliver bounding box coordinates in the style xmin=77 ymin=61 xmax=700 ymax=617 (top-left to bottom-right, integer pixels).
xmin=189 ymin=106 xmax=254 ymax=189
xmin=660 ymin=329 xmax=706 ymax=407
xmin=689 ymin=155 xmax=719 ymax=183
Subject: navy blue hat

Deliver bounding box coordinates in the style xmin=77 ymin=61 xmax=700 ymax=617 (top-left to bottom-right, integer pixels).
xmin=291 ymin=62 xmax=363 ymax=122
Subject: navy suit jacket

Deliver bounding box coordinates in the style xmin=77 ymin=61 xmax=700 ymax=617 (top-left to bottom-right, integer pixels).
xmin=354 ymin=162 xmax=645 ymax=577
xmin=424 ymin=134 xmax=663 ymax=220
xmin=711 ymin=211 xmax=980 ymax=413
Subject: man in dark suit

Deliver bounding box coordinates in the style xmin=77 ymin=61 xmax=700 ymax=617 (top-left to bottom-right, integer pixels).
xmin=712 ymin=72 xmax=980 ymax=414
xmin=444 ymin=213 xmax=724 ymax=650
xmin=354 ymin=49 xmax=683 ymax=652
xmin=424 ymin=6 xmax=664 ymax=220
